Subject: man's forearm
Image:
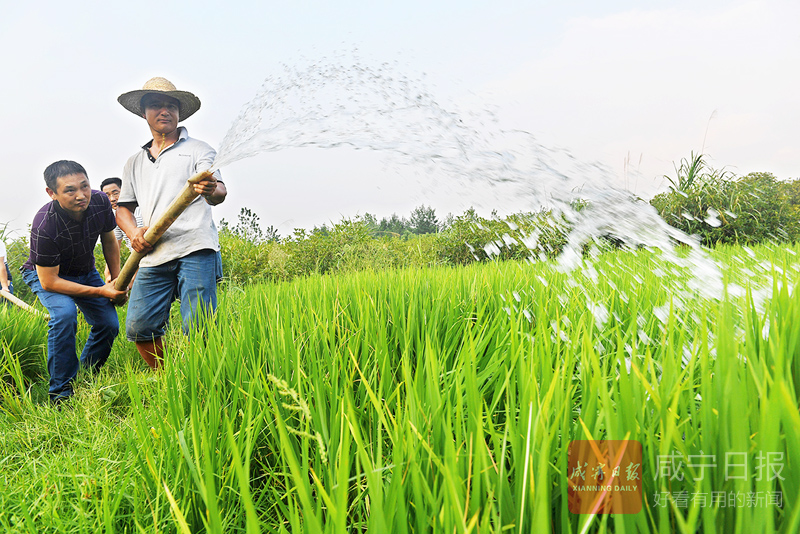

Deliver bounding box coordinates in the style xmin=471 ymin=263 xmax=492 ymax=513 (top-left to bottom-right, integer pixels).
xmin=205 ymin=181 xmax=227 ymax=206
xmin=116 ymin=204 xmax=140 ymax=239
xmin=101 ymin=232 xmax=121 ymax=280
xmin=38 ymin=272 xmax=105 ymax=298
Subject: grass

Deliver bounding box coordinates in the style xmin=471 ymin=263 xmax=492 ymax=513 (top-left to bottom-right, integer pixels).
xmin=0 ymin=243 xmax=798 ymax=532
xmin=0 ymin=303 xmax=48 ymax=385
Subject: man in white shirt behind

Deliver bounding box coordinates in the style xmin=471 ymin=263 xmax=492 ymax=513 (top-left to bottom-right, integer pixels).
xmin=100 ymin=177 xmax=142 ymax=283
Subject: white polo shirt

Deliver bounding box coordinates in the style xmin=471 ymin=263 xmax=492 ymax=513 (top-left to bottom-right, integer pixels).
xmin=119 ymin=127 xmax=221 ymax=268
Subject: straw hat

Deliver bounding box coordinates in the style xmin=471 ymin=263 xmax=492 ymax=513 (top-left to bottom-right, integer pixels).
xmin=117 ymin=77 xmax=201 ymax=121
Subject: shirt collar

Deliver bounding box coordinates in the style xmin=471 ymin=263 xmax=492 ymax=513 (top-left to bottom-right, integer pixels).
xmin=141 ymin=126 xmax=189 ymax=151
xmin=52 ymin=199 xmax=69 ymax=218
xmin=52 ymin=198 xmax=87 ymax=224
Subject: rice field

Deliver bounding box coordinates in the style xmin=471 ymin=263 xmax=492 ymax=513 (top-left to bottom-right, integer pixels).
xmin=0 ymin=243 xmax=798 ymax=533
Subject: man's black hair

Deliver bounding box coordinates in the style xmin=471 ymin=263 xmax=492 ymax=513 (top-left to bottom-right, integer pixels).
xmin=44 ymin=160 xmax=87 ymax=191
xmin=100 ymin=177 xmax=122 ymax=190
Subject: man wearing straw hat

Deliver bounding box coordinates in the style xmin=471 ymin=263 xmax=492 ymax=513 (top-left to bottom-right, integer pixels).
xmin=21 ymin=160 xmax=128 ymax=404
xmin=116 ymin=77 xmax=227 ymax=369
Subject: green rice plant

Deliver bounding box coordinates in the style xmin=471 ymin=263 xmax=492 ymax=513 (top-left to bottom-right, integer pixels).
xmin=0 ymin=243 xmax=798 ymax=532
xmin=109 ymin=246 xmax=796 ymax=532
xmin=0 ymin=305 xmax=47 ymax=386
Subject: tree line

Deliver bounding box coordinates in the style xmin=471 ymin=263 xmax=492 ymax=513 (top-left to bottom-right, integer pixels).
xmin=219 ymin=204 xmax=444 ymax=244
xmin=4 ymin=152 xmax=799 ymax=301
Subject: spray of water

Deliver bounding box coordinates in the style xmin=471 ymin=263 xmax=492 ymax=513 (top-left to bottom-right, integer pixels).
xmin=212 ymin=50 xmax=786 ymax=319
xmin=213 ymin=53 xmax=482 ymax=172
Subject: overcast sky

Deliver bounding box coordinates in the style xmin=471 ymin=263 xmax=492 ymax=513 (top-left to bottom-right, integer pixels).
xmin=1 ymin=0 xmax=797 ymax=239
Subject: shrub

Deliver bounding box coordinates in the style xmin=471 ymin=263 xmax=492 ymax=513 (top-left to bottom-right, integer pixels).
xmin=219 ymin=229 xmax=287 ymax=285
xmin=436 ymin=208 xmax=568 ymax=265
xmin=651 ymin=168 xmax=798 ymax=246
xmin=283 ymin=217 xmax=431 ymax=277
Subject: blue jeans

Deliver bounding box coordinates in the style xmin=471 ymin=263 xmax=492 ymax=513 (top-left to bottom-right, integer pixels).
xmin=22 ymin=269 xmax=120 ymax=402
xmin=126 ymin=249 xmax=218 ymax=341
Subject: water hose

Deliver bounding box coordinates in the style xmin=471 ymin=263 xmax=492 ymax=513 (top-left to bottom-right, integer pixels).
xmin=114 ymin=170 xmax=212 ymax=291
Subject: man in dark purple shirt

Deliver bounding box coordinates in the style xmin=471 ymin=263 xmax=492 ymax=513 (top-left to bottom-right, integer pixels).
xmin=22 ymin=160 xmax=128 ymax=404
